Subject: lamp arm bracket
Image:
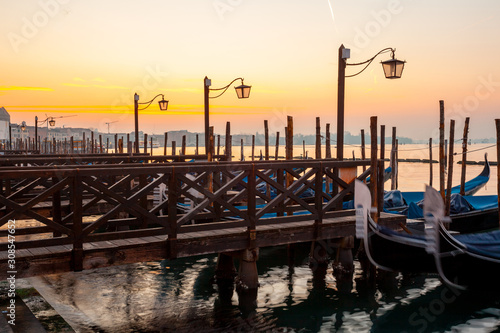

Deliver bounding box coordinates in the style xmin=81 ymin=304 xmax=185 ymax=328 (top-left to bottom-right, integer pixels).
xmin=138 ymin=94 xmax=165 ymax=110
xmin=346 ymin=48 xmax=395 ymax=67
xmin=345 ymin=47 xmax=395 ymax=78
xmin=209 ymin=77 xmax=244 ymax=99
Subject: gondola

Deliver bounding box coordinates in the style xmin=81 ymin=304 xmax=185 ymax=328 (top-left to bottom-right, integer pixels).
xmin=355 ymin=180 xmax=438 ymax=274
xmin=384 ymin=153 xmax=491 ymax=214
xmin=424 ymin=185 xmax=500 ymax=292
xmin=355 ymin=180 xmax=500 ymax=292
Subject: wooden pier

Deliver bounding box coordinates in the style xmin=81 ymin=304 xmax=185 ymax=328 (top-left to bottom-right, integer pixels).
xmin=0 ymin=157 xmax=403 ymax=280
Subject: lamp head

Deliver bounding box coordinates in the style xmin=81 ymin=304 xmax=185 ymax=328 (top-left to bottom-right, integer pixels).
xmin=381 ymin=50 xmax=405 ymax=79
xmin=158 ymin=96 xmax=169 ymax=111
xmin=234 ymin=81 xmax=251 ymax=99
xmin=49 ymin=118 xmax=56 ymax=127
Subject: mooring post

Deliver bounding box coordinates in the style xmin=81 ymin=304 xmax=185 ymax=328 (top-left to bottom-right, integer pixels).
xmin=496 ymin=119 xmax=500 ymax=228
xmin=460 ymin=117 xmax=470 ymax=195
xmin=143 ymin=133 xmax=148 ymax=154
xmin=391 ymin=127 xmax=397 ymax=190
xmin=429 ymin=138 xmax=433 ymax=186
xmin=164 ymin=132 xmax=168 ymax=156
xmin=361 ymin=129 xmax=366 ymax=172
xmin=370 ymin=116 xmax=379 ymax=221
xmin=114 ymin=134 xmax=118 ymax=154
xmin=225 ymin=122 xmax=231 ymax=161
xmin=240 ymin=138 xmax=244 ymax=161
xmin=275 ymin=132 xmax=280 ymax=160
xmin=217 ymin=134 xmax=220 ymax=157
xmin=315 ymin=117 xmax=321 ymax=159
xmin=439 ymin=100 xmax=446 ymax=202
xmin=182 ymin=135 xmax=186 ymax=156
xmin=445 ymin=119 xmax=455 ymax=216
xmin=264 ymin=120 xmax=269 ymax=160
xmin=326 ymin=123 xmax=331 ymax=159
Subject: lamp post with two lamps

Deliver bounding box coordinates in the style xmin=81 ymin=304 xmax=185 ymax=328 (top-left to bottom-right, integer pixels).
xmin=336 ymin=45 xmax=405 ymax=160
xmin=203 ymin=76 xmax=251 ymax=151
xmin=134 ymin=93 xmax=169 ymax=154
xmin=35 ymin=115 xmax=76 ymax=150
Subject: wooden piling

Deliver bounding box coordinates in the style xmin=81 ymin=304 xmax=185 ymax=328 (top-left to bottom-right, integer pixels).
xmin=208 ymin=127 xmax=214 ymax=162
xmin=172 ymin=141 xmax=176 ymax=155
xmin=240 ymin=139 xmax=244 ymax=161
xmin=370 ymin=116 xmax=378 ymax=220
xmin=439 ymin=100 xmax=446 ymax=202
xmin=143 ymin=133 xmax=148 ymax=154
xmin=460 ymin=117 xmax=470 ymax=195
xmin=361 ymin=129 xmax=366 ymax=172
xmin=315 ymin=117 xmax=321 ymax=159
xmin=380 ymin=125 xmax=385 ymax=161
xmin=164 ymin=132 xmax=168 ymax=155
xmin=429 ymin=138 xmax=433 ymax=187
xmin=391 ymin=127 xmax=397 ymax=190
xmin=182 ymin=135 xmax=186 ymax=156
xmin=445 ymin=119 xmax=455 ymax=216
xmin=275 ymin=132 xmax=280 ymax=160
xmin=82 ymin=132 xmax=86 ymax=153
xmin=91 ymin=132 xmax=94 ymax=154
xmin=217 ymin=135 xmax=220 ymax=157
xmin=150 ymin=137 xmax=153 ymax=155
xmin=225 ymin=122 xmax=231 ymax=161
xmin=286 ymin=117 xmax=293 ymax=181
xmin=99 ymin=135 xmax=103 ymax=153
xmin=196 ymin=134 xmax=200 ymax=155
xmin=326 ymin=123 xmax=331 ymax=159
xmin=303 ymin=140 xmax=306 ymax=159
xmin=264 ymin=120 xmax=269 ymax=160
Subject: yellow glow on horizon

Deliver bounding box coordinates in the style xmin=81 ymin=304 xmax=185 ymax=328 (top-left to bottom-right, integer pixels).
xmin=0 ymin=86 xmax=53 ymax=91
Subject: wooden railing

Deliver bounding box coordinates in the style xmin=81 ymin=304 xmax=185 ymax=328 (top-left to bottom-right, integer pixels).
xmin=0 ymin=159 xmax=374 ymax=270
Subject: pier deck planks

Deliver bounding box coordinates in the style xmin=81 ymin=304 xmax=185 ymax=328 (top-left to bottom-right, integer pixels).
xmin=0 ymin=212 xmax=405 ymax=279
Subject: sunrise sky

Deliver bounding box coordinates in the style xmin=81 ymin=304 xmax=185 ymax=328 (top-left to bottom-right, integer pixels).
xmin=1 ymin=0 xmax=500 ymax=140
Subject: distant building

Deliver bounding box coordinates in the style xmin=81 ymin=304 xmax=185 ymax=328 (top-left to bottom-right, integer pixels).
xmin=0 ymin=107 xmax=10 ymax=142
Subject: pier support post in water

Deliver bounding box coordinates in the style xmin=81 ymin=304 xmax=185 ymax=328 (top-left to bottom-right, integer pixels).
xmin=236 ymin=248 xmax=259 ymax=290
xmin=333 ymin=236 xmax=354 ymax=277
xmin=215 ymin=253 xmax=237 ymax=283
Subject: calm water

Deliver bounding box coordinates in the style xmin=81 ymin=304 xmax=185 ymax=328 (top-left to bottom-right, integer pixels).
xmin=29 ymin=144 xmax=499 ymax=332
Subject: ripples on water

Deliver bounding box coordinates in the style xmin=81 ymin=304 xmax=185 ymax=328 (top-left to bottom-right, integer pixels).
xmin=29 ymin=244 xmax=500 ymax=332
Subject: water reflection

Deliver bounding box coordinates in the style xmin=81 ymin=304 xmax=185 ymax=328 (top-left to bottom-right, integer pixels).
xmin=28 ymin=243 xmax=500 ymax=332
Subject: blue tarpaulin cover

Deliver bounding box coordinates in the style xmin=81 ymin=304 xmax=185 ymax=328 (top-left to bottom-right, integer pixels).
xmin=463 ymin=195 xmax=498 ymax=210
xmin=455 ymin=230 xmax=500 ymax=259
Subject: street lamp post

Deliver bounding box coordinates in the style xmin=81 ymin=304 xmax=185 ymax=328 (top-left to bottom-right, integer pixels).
xmin=336 ymin=45 xmax=405 ymax=160
xmin=134 ymin=93 xmax=169 ymax=153
xmin=203 ymin=76 xmax=251 ymax=151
